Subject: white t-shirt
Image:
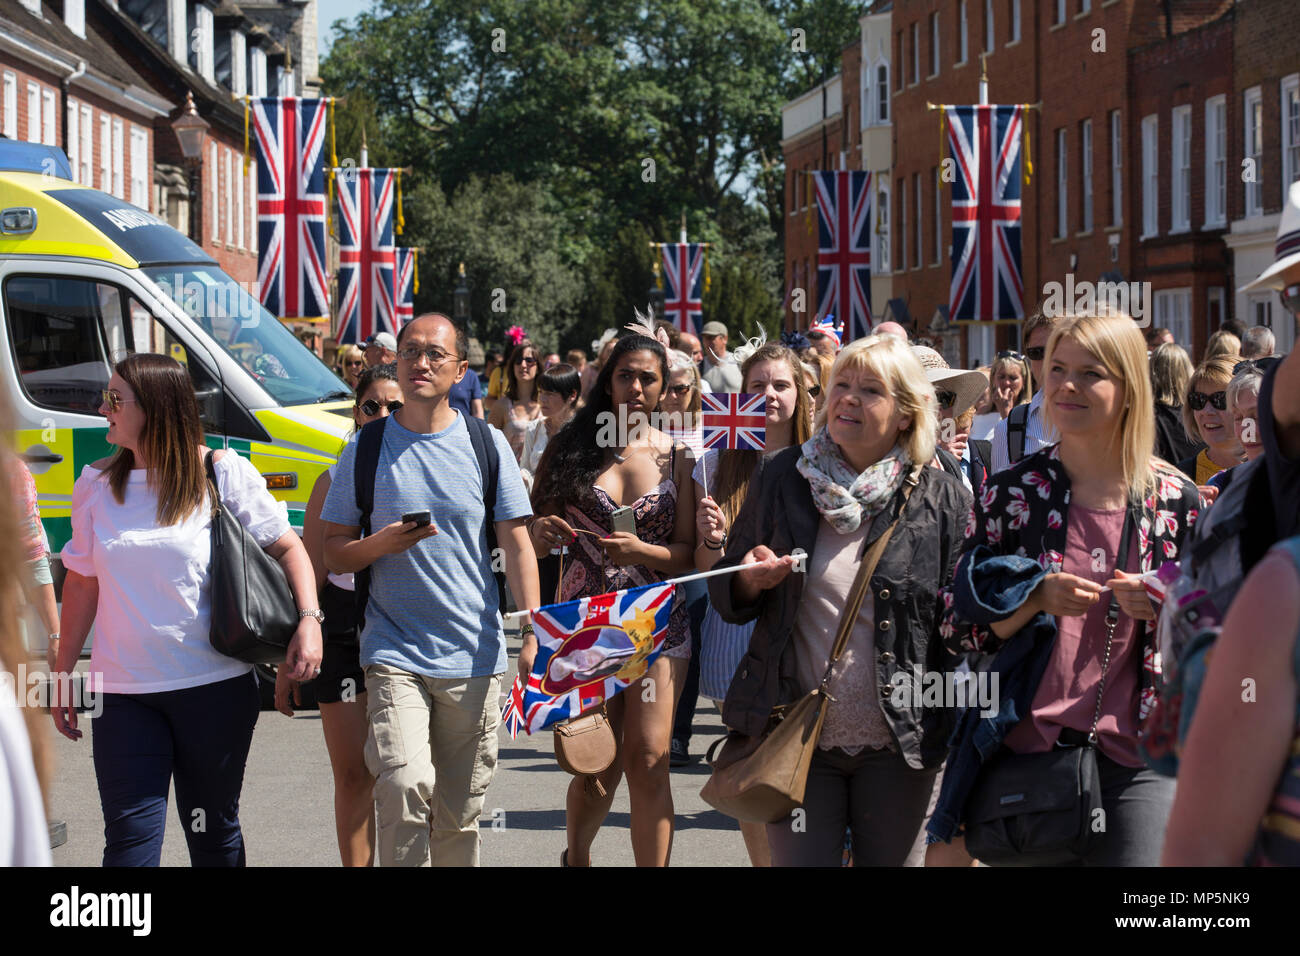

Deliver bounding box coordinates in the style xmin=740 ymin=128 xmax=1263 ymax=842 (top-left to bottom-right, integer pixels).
xmin=61 ymin=453 xmax=292 ymax=694
xmin=0 ymin=681 xmax=50 ymax=866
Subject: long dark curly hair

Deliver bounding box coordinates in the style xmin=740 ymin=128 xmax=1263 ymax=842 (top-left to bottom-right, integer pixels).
xmin=531 ymin=332 xmax=668 ymax=516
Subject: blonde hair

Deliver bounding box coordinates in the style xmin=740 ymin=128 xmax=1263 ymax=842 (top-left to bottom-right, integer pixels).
xmin=1204 ymin=330 xmax=1241 ymax=361
xmin=1043 ymin=312 xmax=1156 ymax=504
xmin=816 ymin=335 xmax=937 ymax=468
xmin=1181 ymin=356 xmax=1238 ymax=445
xmin=1149 ymin=342 xmax=1193 ymax=406
xmin=990 ymin=353 xmax=1032 ymax=404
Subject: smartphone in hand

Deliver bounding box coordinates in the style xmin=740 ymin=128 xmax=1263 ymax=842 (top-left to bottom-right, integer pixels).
xmin=402 ymin=510 xmax=432 ymax=528
xmin=610 ymin=505 xmax=636 ymax=535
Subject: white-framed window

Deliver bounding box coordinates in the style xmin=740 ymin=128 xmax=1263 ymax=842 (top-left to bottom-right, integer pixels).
xmin=957 ymin=0 xmax=969 ymax=64
xmin=2 ymin=72 xmax=16 ymax=140
xmin=1110 ymin=110 xmax=1123 ymax=226
xmin=876 ymin=64 xmax=889 ymax=123
xmin=79 ymin=105 xmax=93 ymax=187
xmin=210 ymin=142 xmax=220 ymax=241
xmin=899 ymin=177 xmax=908 ymax=271
xmin=1081 ymin=118 xmax=1093 ymax=233
xmin=248 ymin=162 xmax=258 ymax=252
xmin=1141 ymin=114 xmax=1159 ymax=238
xmin=111 ymin=118 xmax=124 ymax=199
xmin=232 ymin=31 xmax=247 ymax=96
xmin=874 ymin=181 xmax=890 ymax=273
xmin=196 ymin=3 xmax=215 ymax=84
xmin=130 ymin=125 xmax=148 ymax=210
xmin=167 ymin=0 xmax=188 ymax=64
xmin=1249 ymin=292 xmax=1272 ymax=330
xmin=224 ymin=147 xmax=233 ymax=245
xmin=66 ymin=100 xmax=79 ymax=181
xmin=1204 ymin=95 xmax=1226 ymax=227
xmin=1054 ymin=0 xmax=1066 ymax=25
xmin=1244 ymin=86 xmax=1263 ymax=218
xmin=1080 ymin=0 xmax=1092 ymax=13
xmin=984 ymin=0 xmax=994 ymax=53
xmin=26 ymin=82 xmax=40 ymax=143
xmin=914 ymin=173 xmax=923 ymax=268
xmin=250 ymin=47 xmax=267 ymax=98
xmin=235 ymin=153 xmax=245 ymax=250
xmin=1154 ymin=288 xmax=1192 ymax=349
xmin=934 ymin=166 xmax=943 ymax=264
xmin=99 ymin=114 xmax=110 ymax=191
xmin=930 ymin=12 xmax=939 ymax=76
xmin=967 ymin=323 xmax=995 ymax=368
xmin=41 ymin=88 xmax=56 ymax=146
xmin=1009 ymin=0 xmax=1021 ymax=44
xmin=1056 ymin=128 xmax=1068 ymax=238
xmin=910 ymin=21 xmax=919 ymax=85
xmin=1282 ymin=74 xmax=1300 ymax=188
xmin=1172 ymin=105 xmax=1191 ymax=232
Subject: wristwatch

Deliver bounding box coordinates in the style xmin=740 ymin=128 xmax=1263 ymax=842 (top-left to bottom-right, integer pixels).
xmin=299 ymin=608 xmax=325 ymax=624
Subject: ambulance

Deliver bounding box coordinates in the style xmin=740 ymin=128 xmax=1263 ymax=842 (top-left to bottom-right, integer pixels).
xmin=1 ymin=141 xmax=353 ymax=669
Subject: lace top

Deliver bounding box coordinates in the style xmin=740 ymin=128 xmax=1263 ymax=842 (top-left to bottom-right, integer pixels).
xmin=499 ymin=396 xmax=541 ymax=461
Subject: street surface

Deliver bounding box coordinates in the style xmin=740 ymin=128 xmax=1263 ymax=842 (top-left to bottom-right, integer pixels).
xmin=45 ymin=634 xmax=751 ymax=867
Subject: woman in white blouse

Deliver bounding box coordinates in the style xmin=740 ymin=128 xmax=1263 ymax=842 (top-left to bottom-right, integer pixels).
xmin=519 ymin=363 xmax=581 ymax=494
xmin=51 ymin=354 xmax=321 ymax=867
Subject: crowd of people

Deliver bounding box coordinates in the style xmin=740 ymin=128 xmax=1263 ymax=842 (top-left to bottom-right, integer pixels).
xmin=6 ymin=191 xmax=1300 ymax=869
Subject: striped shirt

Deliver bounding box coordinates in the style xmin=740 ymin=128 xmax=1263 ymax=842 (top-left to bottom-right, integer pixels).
xmin=990 ymin=390 xmax=1059 ymax=475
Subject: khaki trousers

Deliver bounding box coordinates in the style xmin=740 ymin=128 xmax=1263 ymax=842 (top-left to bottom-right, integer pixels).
xmin=364 ymin=664 xmax=502 ymax=866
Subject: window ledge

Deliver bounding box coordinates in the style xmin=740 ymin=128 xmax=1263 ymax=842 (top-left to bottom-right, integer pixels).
xmin=1074 ymin=9 xmax=1092 ymax=21
xmin=1202 ymin=219 xmax=1227 ymax=230
xmin=1075 ymin=230 xmax=1094 ymax=239
xmin=1050 ymin=21 xmax=1066 ymax=33
xmin=1168 ymin=226 xmax=1191 ymax=236
xmin=1050 ymin=235 xmax=1069 ymax=244
xmin=1006 ymin=39 xmax=1021 ymax=49
xmin=954 ymin=59 xmax=968 ymax=69
xmin=1104 ymin=224 xmax=1123 ymax=233
xmin=927 ymin=71 xmax=940 ymax=81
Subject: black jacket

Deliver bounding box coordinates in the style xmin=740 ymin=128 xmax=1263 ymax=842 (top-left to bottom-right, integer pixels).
xmin=708 ymin=446 xmax=972 ymax=771
xmin=1154 ymin=402 xmax=1201 ymax=467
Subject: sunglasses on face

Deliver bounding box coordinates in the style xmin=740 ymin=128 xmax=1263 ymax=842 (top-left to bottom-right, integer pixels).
xmin=935 ymin=389 xmax=957 ymax=409
xmin=1233 ymin=356 xmax=1282 ymax=376
xmin=360 ymin=398 xmax=403 ymax=416
xmin=516 ymin=357 xmax=539 ymax=367
xmin=345 ymin=359 xmax=365 ymax=367
xmin=1188 ymin=389 xmax=1228 ymax=411
xmin=1023 ymin=347 xmax=1046 ymax=361
xmin=807 ymin=383 xmax=822 ymax=398
xmin=667 ymin=384 xmax=692 ymax=397
xmin=101 ymin=390 xmax=138 ymax=413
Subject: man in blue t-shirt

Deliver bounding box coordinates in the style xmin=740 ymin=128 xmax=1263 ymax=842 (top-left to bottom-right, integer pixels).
xmin=322 ymin=313 xmax=539 ymax=867
xmin=448 ymin=361 xmax=484 ymax=419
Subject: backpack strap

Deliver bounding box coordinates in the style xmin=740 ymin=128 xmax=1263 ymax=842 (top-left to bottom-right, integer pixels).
xmin=464 ymin=415 xmax=508 ymax=613
xmin=1007 ymin=402 xmax=1031 ymax=464
xmin=352 ymin=416 xmax=389 ymax=629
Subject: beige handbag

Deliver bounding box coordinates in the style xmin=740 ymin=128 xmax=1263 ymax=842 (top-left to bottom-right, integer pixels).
xmin=700 ymin=485 xmax=912 ymax=823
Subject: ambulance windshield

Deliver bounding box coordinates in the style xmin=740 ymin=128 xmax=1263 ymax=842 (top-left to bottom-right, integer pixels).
xmin=145 ymin=266 xmax=349 ymax=406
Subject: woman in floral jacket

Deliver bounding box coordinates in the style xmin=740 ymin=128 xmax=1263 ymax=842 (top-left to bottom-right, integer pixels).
xmin=927 ymin=311 xmax=1200 ymax=866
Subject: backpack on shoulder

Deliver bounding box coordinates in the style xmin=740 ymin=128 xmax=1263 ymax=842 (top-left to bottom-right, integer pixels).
xmin=352 ymin=415 xmax=508 ymax=629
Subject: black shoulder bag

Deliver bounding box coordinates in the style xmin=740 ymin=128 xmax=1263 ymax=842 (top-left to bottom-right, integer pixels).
xmin=963 ymin=508 xmax=1134 ymax=866
xmin=205 ymin=450 xmax=300 ymax=663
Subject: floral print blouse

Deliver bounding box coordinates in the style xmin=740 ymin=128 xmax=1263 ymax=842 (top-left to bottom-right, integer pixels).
xmin=939 ymin=444 xmax=1200 ymax=724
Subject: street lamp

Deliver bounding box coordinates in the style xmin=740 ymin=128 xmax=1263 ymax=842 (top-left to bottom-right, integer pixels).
xmin=171 ymin=91 xmax=209 ymax=243
xmin=453 ymin=262 xmax=470 ymax=324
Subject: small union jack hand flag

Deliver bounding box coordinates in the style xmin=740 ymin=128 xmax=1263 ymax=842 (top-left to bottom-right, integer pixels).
xmin=700 ymin=392 xmax=766 ymax=451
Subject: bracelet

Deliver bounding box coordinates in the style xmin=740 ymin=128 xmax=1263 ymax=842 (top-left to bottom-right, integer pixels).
xmin=704 ymin=537 xmax=724 ymax=551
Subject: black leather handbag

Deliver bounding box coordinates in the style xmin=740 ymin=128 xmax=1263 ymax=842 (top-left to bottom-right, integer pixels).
xmin=204 ymin=450 xmax=299 ymax=663
xmin=963 ymin=509 xmax=1134 ymax=867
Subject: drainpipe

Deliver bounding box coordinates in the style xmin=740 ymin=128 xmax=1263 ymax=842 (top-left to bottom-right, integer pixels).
xmin=61 ymin=60 xmax=86 ymax=160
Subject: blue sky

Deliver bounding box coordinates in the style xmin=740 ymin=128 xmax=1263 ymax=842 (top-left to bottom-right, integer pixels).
xmin=317 ymin=0 xmax=371 ymax=54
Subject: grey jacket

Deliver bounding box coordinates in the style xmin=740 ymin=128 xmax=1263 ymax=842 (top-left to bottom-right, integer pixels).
xmin=708 ymin=446 xmax=972 ymax=770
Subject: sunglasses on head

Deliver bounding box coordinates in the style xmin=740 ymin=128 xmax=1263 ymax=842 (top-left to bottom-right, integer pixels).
xmin=996 ymin=350 xmax=1025 ymax=362
xmin=1188 ymin=389 xmax=1227 ymax=411
xmin=360 ymin=398 xmax=403 ymax=416
xmin=1233 ymin=356 xmax=1281 ymax=376
xmin=935 ymin=389 xmax=957 ymax=409
xmin=101 ymin=390 xmax=138 ymax=413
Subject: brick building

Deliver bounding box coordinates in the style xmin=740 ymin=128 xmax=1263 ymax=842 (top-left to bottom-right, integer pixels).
xmin=1128 ymin=6 xmax=1235 ymax=359
xmin=1225 ymin=0 xmax=1300 ymax=354
xmin=780 ymin=4 xmax=894 ymax=337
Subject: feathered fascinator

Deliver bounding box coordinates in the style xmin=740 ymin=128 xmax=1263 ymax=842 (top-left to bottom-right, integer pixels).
xmin=729 ymin=327 xmax=768 ymax=367
xmin=592 ymin=328 xmax=617 ymax=354
xmin=505 ymin=325 xmax=527 ymax=347
xmin=625 ymin=306 xmax=673 ymax=350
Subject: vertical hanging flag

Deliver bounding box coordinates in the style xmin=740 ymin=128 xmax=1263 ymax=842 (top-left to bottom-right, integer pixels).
xmin=661 ymin=242 xmax=705 ymax=335
xmin=500 ymin=582 xmax=677 ymax=736
xmin=814 ymin=170 xmax=874 ymax=343
xmin=945 ymin=104 xmax=1026 ymax=323
xmin=394 ymin=247 xmax=416 ymax=327
xmin=251 ymin=97 xmax=330 ymax=321
xmin=335 ymin=168 xmax=398 ymax=344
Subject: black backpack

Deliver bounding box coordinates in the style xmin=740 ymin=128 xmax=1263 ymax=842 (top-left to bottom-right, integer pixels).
xmin=1006 ymin=402 xmax=1031 ymax=465
xmin=352 ymin=414 xmax=506 ymax=629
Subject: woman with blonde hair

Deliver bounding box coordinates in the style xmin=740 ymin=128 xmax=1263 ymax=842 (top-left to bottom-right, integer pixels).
xmin=708 ymin=335 xmax=970 ymax=866
xmin=1178 ymin=356 xmax=1246 ymax=488
xmin=929 ymin=311 xmax=1200 ymax=866
xmin=1204 ymin=329 xmax=1242 ymax=362
xmin=1149 ymin=342 xmax=1198 ymax=465
xmin=337 ymin=345 xmax=366 ymax=391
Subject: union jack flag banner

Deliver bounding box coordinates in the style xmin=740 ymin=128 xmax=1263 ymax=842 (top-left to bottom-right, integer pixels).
xmin=946 ymin=105 xmax=1026 ymax=323
xmin=500 ymin=582 xmax=676 ymax=737
xmin=814 ymin=170 xmax=873 ymax=342
xmin=394 ymin=247 xmax=416 ymax=327
xmin=335 ymin=168 xmax=398 ymax=344
xmin=700 ymin=392 xmax=766 ymax=451
xmin=810 ymin=314 xmax=842 ymax=348
xmin=661 ymin=242 xmax=704 ymax=335
xmin=252 ymin=97 xmax=330 ymax=321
